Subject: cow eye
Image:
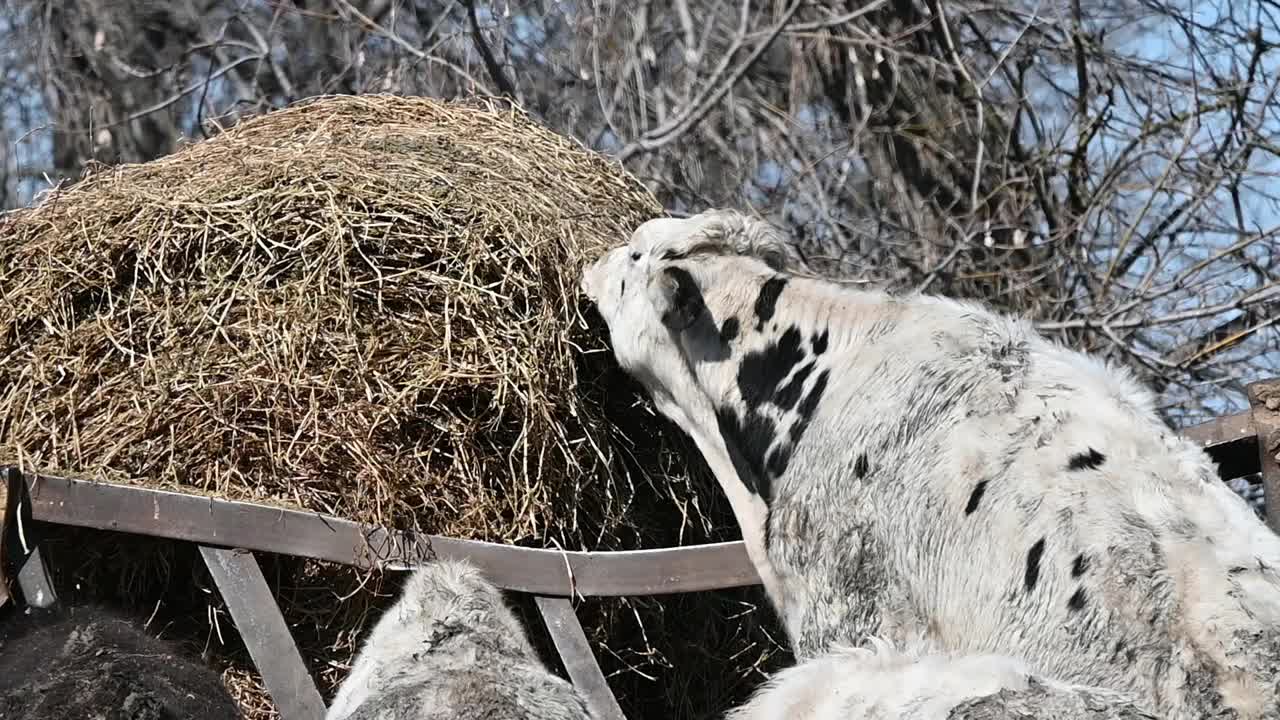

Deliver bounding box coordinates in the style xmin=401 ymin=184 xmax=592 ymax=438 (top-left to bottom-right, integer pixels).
xmin=630 ymin=251 xmax=641 ymax=261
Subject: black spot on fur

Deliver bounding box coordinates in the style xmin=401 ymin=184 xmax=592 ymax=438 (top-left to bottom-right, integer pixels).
xmin=1025 ymin=538 xmax=1046 ymax=592
xmin=774 ymin=361 xmax=815 ymax=411
xmin=811 ymin=329 xmax=829 ymax=355
xmin=964 ymin=481 xmax=988 ymax=515
xmin=737 ymin=326 xmax=805 ymax=410
xmin=753 ymin=276 xmax=788 ymax=329
xmin=720 ymin=316 xmax=740 ymax=344
xmin=796 ymin=368 xmax=829 ymax=422
xmin=766 ymin=445 xmax=792 ymax=481
xmin=1067 ymin=447 xmax=1106 ymax=471
xmin=1072 ymin=554 xmax=1089 ymax=577
xmin=659 ymin=266 xmax=704 ymax=330
xmin=619 ymin=279 xmax=625 ymax=295
xmin=714 ymin=407 xmax=776 ymax=499
xmin=853 ymin=453 xmax=869 ymax=480
xmin=784 ymin=370 xmax=831 ymax=460
xmin=1068 ymin=587 xmax=1088 ymax=611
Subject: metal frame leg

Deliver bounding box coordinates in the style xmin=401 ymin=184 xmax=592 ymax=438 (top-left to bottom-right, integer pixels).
xmin=2 ymin=467 xmax=58 ymax=610
xmin=535 ymin=596 xmax=627 ymax=720
xmin=200 ymin=545 xmax=327 ymax=720
xmin=16 ymin=546 xmax=57 ymax=609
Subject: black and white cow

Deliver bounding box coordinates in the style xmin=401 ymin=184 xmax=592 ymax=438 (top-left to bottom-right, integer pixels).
xmin=0 ymin=604 xmax=242 ymax=720
xmin=727 ymin=638 xmax=1155 ymax=720
xmin=326 ymin=559 xmax=595 ymax=720
xmin=580 ymin=209 xmax=1280 ymax=720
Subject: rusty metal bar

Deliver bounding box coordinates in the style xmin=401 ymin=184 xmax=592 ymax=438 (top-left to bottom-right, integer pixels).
xmin=15 ymin=470 xmax=761 ymax=596
xmin=1246 ymin=380 xmax=1280 ymax=533
xmin=535 ymin=596 xmax=627 ymax=720
xmin=200 ymin=546 xmax=327 ymax=720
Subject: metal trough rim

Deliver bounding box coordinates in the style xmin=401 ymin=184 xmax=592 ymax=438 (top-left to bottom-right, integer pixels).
xmin=10 ymin=470 xmax=758 ymax=597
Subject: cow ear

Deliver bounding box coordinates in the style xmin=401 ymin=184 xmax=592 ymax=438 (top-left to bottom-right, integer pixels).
xmin=652 ymin=266 xmax=705 ymax=331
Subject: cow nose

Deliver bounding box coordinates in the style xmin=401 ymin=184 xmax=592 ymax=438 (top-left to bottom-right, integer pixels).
xmin=580 ymin=255 xmax=606 ymax=301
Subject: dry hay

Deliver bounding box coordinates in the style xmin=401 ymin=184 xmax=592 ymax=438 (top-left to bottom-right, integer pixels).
xmin=0 ymin=94 xmax=789 ymax=719
xmin=0 ymin=93 xmax=652 ymax=541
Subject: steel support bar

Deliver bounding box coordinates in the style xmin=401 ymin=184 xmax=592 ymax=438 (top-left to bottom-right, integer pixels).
xmin=16 ymin=546 xmax=57 ymax=609
xmin=18 ymin=470 xmax=760 ymax=596
xmin=199 ymin=546 xmax=327 ymax=720
xmin=535 ymin=596 xmax=627 ymax=720
xmin=1247 ymin=379 xmax=1280 ymax=533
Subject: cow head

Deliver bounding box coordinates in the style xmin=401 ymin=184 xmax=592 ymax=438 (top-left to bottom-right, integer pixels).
xmin=394 ymin=560 xmax=528 ymax=646
xmin=580 ymin=210 xmax=799 ymax=425
xmin=580 ymin=209 xmax=809 ymax=617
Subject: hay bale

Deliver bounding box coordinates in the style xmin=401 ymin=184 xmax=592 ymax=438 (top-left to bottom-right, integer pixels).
xmin=0 ymin=95 xmax=789 ymax=719
xmin=0 ymin=93 xmax=658 ymax=541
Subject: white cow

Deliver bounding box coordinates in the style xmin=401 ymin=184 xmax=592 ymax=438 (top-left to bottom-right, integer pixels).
xmin=727 ymin=638 xmax=1155 ymax=720
xmin=326 ymin=559 xmax=595 ymax=720
xmin=580 ymin=209 xmax=1280 ymax=720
